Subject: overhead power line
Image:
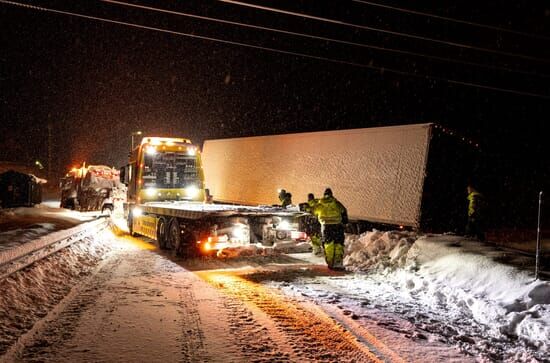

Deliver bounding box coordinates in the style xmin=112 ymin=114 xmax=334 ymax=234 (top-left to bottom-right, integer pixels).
xmin=0 ymin=0 xmax=549 ymax=100
xmin=218 ymin=0 xmax=550 ymax=64
xmin=353 ymin=0 xmax=550 ymax=41
xmin=102 ymin=0 xmax=550 ymax=79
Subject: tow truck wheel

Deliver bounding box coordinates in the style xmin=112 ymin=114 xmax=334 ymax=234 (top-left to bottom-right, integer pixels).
xmin=167 ymin=219 xmax=181 ymax=253
xmin=128 ymin=214 xmax=137 ymax=237
xmin=168 ymin=219 xmax=197 ymax=257
xmin=101 ymin=205 xmax=113 ymax=216
xmin=157 ymin=218 xmax=168 ymax=250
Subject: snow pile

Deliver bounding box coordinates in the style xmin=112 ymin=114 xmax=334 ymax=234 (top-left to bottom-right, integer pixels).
xmin=343 ymin=230 xmax=416 ymax=272
xmin=341 ymin=232 xmax=550 ymax=359
xmin=408 ymin=237 xmax=550 ymax=353
xmin=29 ymin=174 xmax=47 ymax=184
xmin=0 ymin=230 xmax=114 ymax=355
xmin=0 ymin=204 xmax=97 ymax=252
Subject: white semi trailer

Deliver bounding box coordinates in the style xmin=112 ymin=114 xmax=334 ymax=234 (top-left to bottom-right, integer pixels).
xmin=202 ymin=123 xmax=476 ymax=231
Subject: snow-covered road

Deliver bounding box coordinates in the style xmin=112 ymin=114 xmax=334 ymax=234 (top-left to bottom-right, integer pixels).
xmin=0 ymin=230 xmax=380 ymax=362
xmin=0 ymin=224 xmax=547 ymax=362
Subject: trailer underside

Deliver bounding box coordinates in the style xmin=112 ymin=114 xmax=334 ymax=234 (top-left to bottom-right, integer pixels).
xmin=127 ymin=201 xmax=309 ymax=256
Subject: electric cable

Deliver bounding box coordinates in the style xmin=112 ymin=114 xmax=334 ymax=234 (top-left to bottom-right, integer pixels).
xmin=0 ymin=0 xmax=548 ymax=100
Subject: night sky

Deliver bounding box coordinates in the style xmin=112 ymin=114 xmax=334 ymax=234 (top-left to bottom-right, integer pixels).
xmin=1 ymin=0 xmax=549 ymax=226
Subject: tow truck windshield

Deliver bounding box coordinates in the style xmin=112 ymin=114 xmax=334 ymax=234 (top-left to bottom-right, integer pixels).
xmin=142 ymin=151 xmax=200 ymax=189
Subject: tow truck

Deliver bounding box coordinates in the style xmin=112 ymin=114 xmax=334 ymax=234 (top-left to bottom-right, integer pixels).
xmin=120 ymin=137 xmax=307 ymax=256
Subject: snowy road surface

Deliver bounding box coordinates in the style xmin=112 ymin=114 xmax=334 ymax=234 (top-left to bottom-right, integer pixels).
xmin=0 ymin=231 xmax=382 ymax=362
xmin=0 ymin=225 xmax=547 ymax=362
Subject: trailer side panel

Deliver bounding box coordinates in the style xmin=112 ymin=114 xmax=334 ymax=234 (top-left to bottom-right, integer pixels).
xmin=202 ymin=124 xmax=432 ymax=227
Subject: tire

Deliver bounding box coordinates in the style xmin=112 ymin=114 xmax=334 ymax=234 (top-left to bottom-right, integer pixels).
xmin=168 ymin=219 xmax=197 ymax=257
xmin=128 ymin=214 xmax=136 ymax=236
xmin=101 ymin=205 xmax=113 ymax=216
xmin=157 ymin=218 xmax=168 ymax=250
xmin=167 ymin=218 xmax=182 ymax=254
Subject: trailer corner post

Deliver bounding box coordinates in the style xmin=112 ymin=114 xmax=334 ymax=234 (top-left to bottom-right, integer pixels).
xmin=535 ymin=191 xmax=543 ymax=280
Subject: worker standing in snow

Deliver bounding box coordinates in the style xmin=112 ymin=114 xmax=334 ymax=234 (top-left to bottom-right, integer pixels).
xmin=278 ymin=189 xmax=292 ymax=208
xmin=465 ymin=184 xmax=487 ymax=241
xmin=314 ymin=188 xmax=348 ymax=269
xmin=303 ymin=193 xmax=322 ymax=256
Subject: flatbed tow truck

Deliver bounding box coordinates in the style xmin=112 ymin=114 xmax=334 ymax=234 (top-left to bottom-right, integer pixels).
xmin=121 ymin=136 xmax=307 ymax=256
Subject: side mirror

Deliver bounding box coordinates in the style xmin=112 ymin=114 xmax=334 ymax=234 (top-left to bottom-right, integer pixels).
xmin=119 ymin=165 xmax=129 ymax=185
xmin=205 ymin=188 xmax=214 ymax=203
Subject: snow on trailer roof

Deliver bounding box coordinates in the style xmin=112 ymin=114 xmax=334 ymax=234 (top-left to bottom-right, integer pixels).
xmin=140 ymin=201 xmax=306 ymax=219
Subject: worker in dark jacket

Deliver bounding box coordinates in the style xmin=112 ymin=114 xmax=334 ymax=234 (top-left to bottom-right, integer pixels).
xmin=314 ymin=188 xmax=348 ymax=269
xmin=304 ymin=193 xmax=322 ymax=255
xmin=278 ymin=189 xmax=292 ymax=208
xmin=465 ymin=184 xmax=487 ymax=241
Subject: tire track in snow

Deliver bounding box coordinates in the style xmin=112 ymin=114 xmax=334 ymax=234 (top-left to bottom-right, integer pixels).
xmin=0 ymin=231 xmax=113 ymax=358
xmin=198 ymin=270 xmax=381 ymax=362
xmin=3 ymin=237 xmax=213 ymax=362
xmin=11 ymin=253 xmax=124 ymax=362
xmin=175 ymin=281 xmax=207 ymax=362
xmin=1 ymin=249 xmax=120 ymax=362
xmin=223 ymin=297 xmax=294 ymax=362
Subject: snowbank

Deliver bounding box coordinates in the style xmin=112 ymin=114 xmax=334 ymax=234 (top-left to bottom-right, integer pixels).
xmin=0 ymin=204 xmax=98 ymax=252
xmin=0 ymin=230 xmax=114 ymax=355
xmin=344 ymin=230 xmax=416 ymax=272
xmin=342 ymin=230 xmax=550 ymax=359
xmin=0 ymin=223 xmax=56 ymax=251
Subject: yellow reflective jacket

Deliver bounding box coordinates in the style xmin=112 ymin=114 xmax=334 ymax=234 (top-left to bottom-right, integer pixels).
xmin=314 ymin=196 xmax=348 ymax=225
xmin=304 ymin=198 xmax=319 ymax=213
xmin=467 ymin=191 xmax=485 ymax=217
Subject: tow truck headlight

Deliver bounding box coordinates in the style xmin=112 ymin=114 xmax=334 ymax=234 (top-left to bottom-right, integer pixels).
xmin=132 ymin=208 xmax=143 ymax=217
xmin=146 ymin=146 xmax=157 ymax=155
xmin=278 ymin=219 xmax=291 ymax=230
xmin=185 ymin=185 xmax=199 ymax=198
xmin=145 ymin=188 xmax=157 ymax=197
xmin=232 ymin=224 xmax=246 ymax=240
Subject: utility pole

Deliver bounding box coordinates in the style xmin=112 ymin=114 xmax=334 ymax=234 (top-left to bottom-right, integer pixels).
xmin=131 ymin=131 xmax=142 ymax=151
xmin=47 ymin=123 xmax=52 ymax=181
xmin=535 ymin=191 xmax=543 ymax=280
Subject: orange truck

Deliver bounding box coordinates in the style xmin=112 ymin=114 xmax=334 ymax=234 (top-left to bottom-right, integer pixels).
xmin=60 ymin=164 xmax=125 ymax=213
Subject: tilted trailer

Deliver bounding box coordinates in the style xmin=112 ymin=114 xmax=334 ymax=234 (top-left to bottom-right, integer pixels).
xmin=201 ymin=123 xmax=481 ymax=233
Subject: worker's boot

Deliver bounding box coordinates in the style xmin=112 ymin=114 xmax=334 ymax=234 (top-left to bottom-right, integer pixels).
xmin=333 ymin=243 xmax=345 ymax=270
xmin=312 ymin=244 xmax=321 ymax=256
xmin=324 ymin=242 xmax=335 ymax=269
xmin=311 ymin=235 xmax=323 ymax=256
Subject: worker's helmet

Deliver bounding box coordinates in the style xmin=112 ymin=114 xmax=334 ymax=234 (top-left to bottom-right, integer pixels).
xmin=307 ymin=193 xmax=314 ymax=201
xmin=324 ymin=188 xmax=333 ymax=197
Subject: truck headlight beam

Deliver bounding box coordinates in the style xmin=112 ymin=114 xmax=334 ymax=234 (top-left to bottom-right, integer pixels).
xmin=185 ymin=185 xmax=199 ymax=198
